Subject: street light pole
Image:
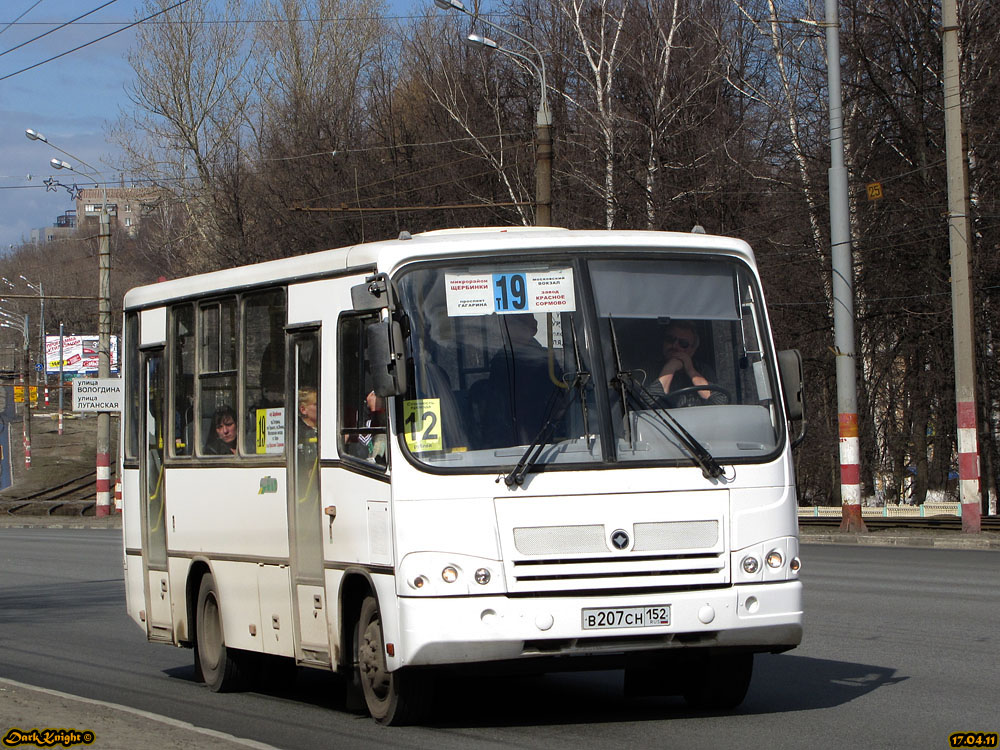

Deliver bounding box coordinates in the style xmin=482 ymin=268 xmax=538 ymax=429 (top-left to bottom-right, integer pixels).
xmin=941 ymin=0 xmax=982 ymax=531
xmin=436 ymin=0 xmax=552 ymax=226
xmin=20 ymin=276 xmax=45 ymax=397
xmin=27 ymin=127 xmax=115 ymax=515
xmin=805 ymin=4 xmax=865 ymax=531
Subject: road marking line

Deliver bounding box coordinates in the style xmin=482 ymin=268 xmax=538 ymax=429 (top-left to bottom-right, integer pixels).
xmin=0 ymin=676 xmax=280 ymax=749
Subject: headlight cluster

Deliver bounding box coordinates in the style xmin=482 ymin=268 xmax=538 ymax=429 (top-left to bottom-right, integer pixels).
xmin=398 ymin=552 xmax=505 ymax=596
xmin=733 ymin=537 xmax=800 ymax=584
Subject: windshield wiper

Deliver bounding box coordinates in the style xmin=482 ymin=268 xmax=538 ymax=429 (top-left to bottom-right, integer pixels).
xmin=607 ymin=318 xmax=723 ymax=480
xmin=504 ymin=370 xmax=589 ymax=487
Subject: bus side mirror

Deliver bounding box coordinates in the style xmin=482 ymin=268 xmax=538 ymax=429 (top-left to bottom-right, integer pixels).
xmin=352 ymin=276 xmax=389 ymax=312
xmin=777 ymin=349 xmax=806 ymax=448
xmin=367 ymin=321 xmax=407 ymax=397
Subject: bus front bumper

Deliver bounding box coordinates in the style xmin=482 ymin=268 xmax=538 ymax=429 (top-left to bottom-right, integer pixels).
xmin=394 ymin=580 xmax=802 ymax=668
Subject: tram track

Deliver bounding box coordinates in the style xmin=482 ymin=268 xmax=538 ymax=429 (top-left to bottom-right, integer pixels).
xmin=1 ymin=469 xmax=112 ymax=517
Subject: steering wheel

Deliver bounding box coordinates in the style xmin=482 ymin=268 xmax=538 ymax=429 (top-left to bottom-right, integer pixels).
xmin=664 ymin=383 xmax=733 ymax=407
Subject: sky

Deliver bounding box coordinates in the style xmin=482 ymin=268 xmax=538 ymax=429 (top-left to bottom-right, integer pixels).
xmin=0 ymin=0 xmax=429 ymax=252
xmin=0 ymin=0 xmax=148 ymax=250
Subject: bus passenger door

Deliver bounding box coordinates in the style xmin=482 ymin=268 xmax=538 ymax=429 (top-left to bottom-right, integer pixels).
xmin=286 ymin=328 xmax=330 ymax=665
xmin=140 ymin=349 xmax=173 ymax=642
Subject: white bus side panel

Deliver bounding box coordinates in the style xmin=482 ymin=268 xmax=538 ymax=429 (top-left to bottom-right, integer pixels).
xmin=258 ymin=564 xmax=295 ymax=657
xmin=122 ymin=467 xmax=144 ymax=628
xmin=321 ymin=468 xmax=392 ymax=566
xmin=729 ymin=456 xmax=799 ymax=550
xmin=165 ymin=467 xmax=289 ymax=558
xmin=730 ymin=483 xmax=798 ymax=551
xmin=208 ymin=559 xmax=269 ymax=653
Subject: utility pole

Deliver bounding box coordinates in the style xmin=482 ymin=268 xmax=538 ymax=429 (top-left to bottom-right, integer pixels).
xmin=823 ymin=0 xmax=865 ymax=532
xmin=942 ymin=0 xmax=982 ymax=532
xmin=22 ymin=315 xmax=31 ymax=470
xmin=58 ymin=321 xmax=65 ymax=436
xmin=535 ymin=102 xmax=552 ymax=227
xmin=96 ymin=209 xmax=113 ymax=516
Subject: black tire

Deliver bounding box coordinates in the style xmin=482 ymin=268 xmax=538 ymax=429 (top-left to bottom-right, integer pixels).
xmin=682 ymin=652 xmax=754 ymax=710
xmin=356 ymin=595 xmax=432 ymax=725
xmin=195 ymin=573 xmax=252 ymax=692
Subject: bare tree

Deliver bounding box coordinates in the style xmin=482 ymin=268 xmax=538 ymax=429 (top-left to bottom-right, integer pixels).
xmin=113 ymin=0 xmax=258 ymax=266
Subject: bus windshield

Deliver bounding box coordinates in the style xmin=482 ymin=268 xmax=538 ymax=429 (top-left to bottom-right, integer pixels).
xmin=394 ymin=253 xmax=781 ymax=472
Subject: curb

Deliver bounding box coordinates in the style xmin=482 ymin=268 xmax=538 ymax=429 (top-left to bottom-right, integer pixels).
xmin=0 ymin=677 xmax=276 ymax=750
xmin=799 ymin=531 xmax=1000 ymax=551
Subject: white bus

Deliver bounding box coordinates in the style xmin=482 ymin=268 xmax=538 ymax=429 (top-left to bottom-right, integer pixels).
xmin=121 ymin=227 xmax=804 ymax=725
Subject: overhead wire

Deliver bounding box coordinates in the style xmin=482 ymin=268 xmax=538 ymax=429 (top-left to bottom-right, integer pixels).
xmin=0 ymin=0 xmax=46 ymax=37
xmin=0 ymin=0 xmax=118 ymax=58
xmin=0 ymin=0 xmax=191 ymax=82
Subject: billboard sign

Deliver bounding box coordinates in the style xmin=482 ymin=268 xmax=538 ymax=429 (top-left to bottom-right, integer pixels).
xmin=45 ymin=335 xmax=119 ymax=375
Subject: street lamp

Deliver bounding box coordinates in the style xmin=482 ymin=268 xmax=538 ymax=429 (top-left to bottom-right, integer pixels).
xmin=435 ymin=0 xmax=553 ymax=226
xmin=27 ymin=127 xmax=114 ymax=516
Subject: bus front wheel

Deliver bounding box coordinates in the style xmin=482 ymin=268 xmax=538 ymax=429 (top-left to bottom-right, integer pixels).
xmin=356 ymin=596 xmax=431 ymax=725
xmin=682 ymin=651 xmax=754 ymax=710
xmin=196 ymin=573 xmax=250 ymax=692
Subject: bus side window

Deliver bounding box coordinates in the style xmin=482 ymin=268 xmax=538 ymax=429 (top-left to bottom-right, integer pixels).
xmin=198 ymin=297 xmax=238 ymax=456
xmin=243 ymin=289 xmax=286 ymax=456
xmin=338 ymin=314 xmax=386 ymax=467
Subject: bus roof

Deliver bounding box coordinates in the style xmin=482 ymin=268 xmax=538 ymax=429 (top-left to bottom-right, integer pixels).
xmin=122 ymin=227 xmax=755 ymax=309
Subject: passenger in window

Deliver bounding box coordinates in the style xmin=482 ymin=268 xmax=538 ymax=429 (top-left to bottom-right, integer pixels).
xmin=204 ymin=405 xmax=238 ymax=454
xmin=649 ymin=321 xmax=727 ymax=406
xmin=485 ymin=313 xmax=564 ymax=446
xmin=298 ymin=387 xmax=318 ymax=445
xmin=297 ymin=387 xmax=320 ymax=496
xmin=358 ymin=390 xmax=387 ymax=464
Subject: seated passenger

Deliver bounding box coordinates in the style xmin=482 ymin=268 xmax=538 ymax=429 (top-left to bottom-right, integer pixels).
xmin=648 ymin=321 xmax=727 ymax=406
xmin=204 ymin=405 xmax=238 ymax=455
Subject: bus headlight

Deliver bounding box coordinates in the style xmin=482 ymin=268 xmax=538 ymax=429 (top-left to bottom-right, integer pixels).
xmin=733 ymin=538 xmax=798 ymax=582
xmin=398 ymin=552 xmax=505 ymax=596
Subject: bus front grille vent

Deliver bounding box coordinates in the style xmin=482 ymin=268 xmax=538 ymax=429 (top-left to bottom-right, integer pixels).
xmin=513 ymin=520 xmax=719 ymax=555
xmin=507 ymin=520 xmax=725 ymax=592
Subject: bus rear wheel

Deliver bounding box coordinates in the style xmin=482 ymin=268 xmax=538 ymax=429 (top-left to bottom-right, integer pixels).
xmin=356 ymin=596 xmax=431 ymax=725
xmin=682 ymin=651 xmax=754 ymax=710
xmin=196 ymin=573 xmax=251 ymax=692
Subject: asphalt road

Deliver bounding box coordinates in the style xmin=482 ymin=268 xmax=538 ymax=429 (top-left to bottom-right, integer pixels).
xmin=0 ymin=529 xmax=996 ymax=749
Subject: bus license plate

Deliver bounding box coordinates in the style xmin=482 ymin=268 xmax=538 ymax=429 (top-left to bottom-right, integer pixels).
xmin=581 ymin=605 xmax=670 ymax=630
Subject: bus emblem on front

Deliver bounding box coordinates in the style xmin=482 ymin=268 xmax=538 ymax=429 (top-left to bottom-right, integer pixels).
xmin=610 ymin=530 xmax=630 ymax=550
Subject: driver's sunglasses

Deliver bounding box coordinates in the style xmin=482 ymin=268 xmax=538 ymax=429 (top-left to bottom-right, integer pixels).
xmin=663 ymin=334 xmax=692 ymax=349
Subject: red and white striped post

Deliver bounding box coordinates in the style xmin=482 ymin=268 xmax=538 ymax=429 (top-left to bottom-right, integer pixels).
xmin=839 ymin=413 xmax=863 ymax=529
xmin=96 ymin=450 xmax=112 ymax=517
xmin=956 ymin=403 xmax=982 ymax=532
